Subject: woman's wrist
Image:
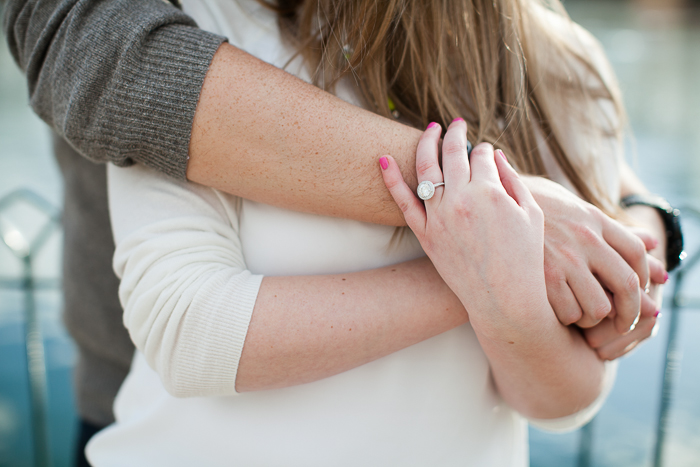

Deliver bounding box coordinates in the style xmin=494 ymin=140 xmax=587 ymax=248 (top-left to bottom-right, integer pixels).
xmin=476 ymin=314 xmax=605 ymax=419
xmin=466 ymin=294 xmax=553 ymax=344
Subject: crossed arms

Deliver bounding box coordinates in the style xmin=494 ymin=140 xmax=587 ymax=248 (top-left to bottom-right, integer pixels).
xmin=7 ymin=0 xmax=666 ymax=422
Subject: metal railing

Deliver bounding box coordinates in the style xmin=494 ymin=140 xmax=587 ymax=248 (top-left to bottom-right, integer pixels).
xmin=652 ymin=205 xmax=700 ymax=467
xmin=0 ymin=189 xmax=61 ymax=467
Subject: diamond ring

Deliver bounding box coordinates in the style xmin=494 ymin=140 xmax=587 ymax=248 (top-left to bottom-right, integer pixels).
xmin=417 ymin=181 xmax=445 ymax=200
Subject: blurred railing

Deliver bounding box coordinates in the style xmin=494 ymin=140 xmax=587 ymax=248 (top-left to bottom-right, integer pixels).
xmin=652 ymin=205 xmax=700 ymax=467
xmin=0 ymin=189 xmax=61 ymax=467
xmin=576 ymin=205 xmax=700 ymax=467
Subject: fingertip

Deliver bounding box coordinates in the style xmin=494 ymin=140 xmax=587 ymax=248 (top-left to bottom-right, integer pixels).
xmin=635 ymin=229 xmax=659 ymax=251
xmin=379 ymin=156 xmax=389 ymax=170
xmin=449 ymin=117 xmax=468 ymax=132
xmin=647 ymin=255 xmax=667 ymax=285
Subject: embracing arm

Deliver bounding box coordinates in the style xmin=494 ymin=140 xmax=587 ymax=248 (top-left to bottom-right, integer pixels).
xmin=109 ymin=163 xmax=465 ymax=398
xmin=3 ymin=0 xmax=419 ymax=224
xmin=188 ymin=43 xmax=421 ymax=225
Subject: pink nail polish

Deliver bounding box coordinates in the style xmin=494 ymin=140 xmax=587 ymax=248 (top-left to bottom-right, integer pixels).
xmin=654 ymin=310 xmax=661 ymax=318
xmin=664 ymin=272 xmax=669 ymax=283
xmin=427 ymin=122 xmax=439 ymax=129
xmin=452 ymin=118 xmax=464 ymax=123
xmin=496 ymin=149 xmax=507 ymax=161
xmin=379 ymin=156 xmax=389 ymax=170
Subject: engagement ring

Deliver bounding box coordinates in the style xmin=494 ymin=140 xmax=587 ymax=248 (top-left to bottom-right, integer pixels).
xmin=417 ymin=181 xmax=445 ymax=200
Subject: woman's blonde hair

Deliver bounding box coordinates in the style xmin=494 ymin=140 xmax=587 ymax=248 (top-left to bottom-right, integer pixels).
xmin=268 ymin=0 xmax=625 ymax=213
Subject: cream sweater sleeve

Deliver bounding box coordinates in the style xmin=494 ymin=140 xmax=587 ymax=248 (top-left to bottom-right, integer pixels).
xmin=108 ymin=163 xmax=263 ymax=397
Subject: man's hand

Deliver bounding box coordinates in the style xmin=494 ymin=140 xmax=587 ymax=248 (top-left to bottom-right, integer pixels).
xmin=583 ymin=205 xmax=669 ymax=361
xmin=522 ymin=176 xmax=660 ymax=334
xmin=582 ymin=303 xmax=659 ymax=360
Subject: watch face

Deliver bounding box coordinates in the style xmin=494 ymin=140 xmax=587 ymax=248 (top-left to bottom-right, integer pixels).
xmin=668 ymin=213 xmax=684 ymax=271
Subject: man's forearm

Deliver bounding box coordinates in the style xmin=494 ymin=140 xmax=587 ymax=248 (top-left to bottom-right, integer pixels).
xmin=620 ymin=162 xmax=667 ymax=266
xmin=187 ymin=43 xmax=419 ymax=226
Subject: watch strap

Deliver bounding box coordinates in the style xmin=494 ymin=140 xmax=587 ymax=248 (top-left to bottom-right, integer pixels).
xmin=620 ymin=194 xmax=684 ymax=271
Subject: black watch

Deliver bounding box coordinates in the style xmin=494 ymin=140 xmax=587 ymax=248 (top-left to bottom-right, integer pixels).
xmin=620 ymin=194 xmax=685 ymax=272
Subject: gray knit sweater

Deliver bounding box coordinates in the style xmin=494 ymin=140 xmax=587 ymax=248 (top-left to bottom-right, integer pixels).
xmin=4 ymin=0 xmax=226 ymax=425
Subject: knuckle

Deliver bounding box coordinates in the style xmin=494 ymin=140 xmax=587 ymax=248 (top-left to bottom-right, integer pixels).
xmin=559 ymin=308 xmax=582 ymax=326
xmin=453 ymin=199 xmax=475 ymax=219
xmin=442 ymin=140 xmax=466 ymax=157
xmin=544 ymin=266 xmax=565 ymax=287
xmin=383 ymin=176 xmax=401 ymax=191
xmin=572 ymin=223 xmax=603 ymax=247
xmin=560 ymin=247 xmax=586 ymax=271
xmin=630 ymin=237 xmax=646 ymax=259
xmin=585 ymin=204 xmax=604 ymax=223
xmin=591 ymin=301 xmax=612 ymax=321
xmin=624 ymin=270 xmax=641 ymax=294
xmin=416 ymin=158 xmax=434 ymax=177
xmin=471 ymin=142 xmax=494 ymax=156
xmin=479 ymin=182 xmax=503 ymax=203
xmin=397 ymin=199 xmax=412 ymax=214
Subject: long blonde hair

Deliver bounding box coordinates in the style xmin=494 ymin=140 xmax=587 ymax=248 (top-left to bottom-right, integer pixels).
xmin=268 ymin=0 xmax=625 ymax=213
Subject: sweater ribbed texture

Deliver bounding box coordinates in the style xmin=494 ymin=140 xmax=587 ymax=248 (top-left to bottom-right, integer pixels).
xmin=4 ymin=0 xmax=226 ymax=180
xmin=171 ymin=270 xmax=262 ymax=396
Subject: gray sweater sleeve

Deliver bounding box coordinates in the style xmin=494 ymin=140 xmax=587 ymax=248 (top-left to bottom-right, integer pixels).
xmin=3 ymin=0 xmax=226 ymax=179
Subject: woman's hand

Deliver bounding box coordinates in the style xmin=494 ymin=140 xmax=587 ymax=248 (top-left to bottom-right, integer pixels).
xmin=380 ymin=119 xmax=548 ymax=340
xmin=380 ymin=120 xmax=606 ymax=419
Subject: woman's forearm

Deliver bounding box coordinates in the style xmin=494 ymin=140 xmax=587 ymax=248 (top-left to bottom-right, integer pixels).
xmin=236 ymin=257 xmax=468 ymax=392
xmin=188 ymin=43 xmax=420 ymax=226
xmin=473 ymin=299 xmax=605 ymax=419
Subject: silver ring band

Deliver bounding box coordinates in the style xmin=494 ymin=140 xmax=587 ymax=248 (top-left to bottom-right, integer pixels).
xmin=417 ymin=181 xmax=445 ymax=200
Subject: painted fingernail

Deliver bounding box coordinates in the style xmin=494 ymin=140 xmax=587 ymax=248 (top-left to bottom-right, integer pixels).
xmin=496 ymin=149 xmax=507 ymax=162
xmin=379 ymin=156 xmax=389 ymax=170
xmin=664 ymin=272 xmax=669 ymax=283
xmin=654 ymin=311 xmax=661 ymax=318
xmin=427 ymin=122 xmax=439 ymax=129
xmin=452 ymin=118 xmax=464 ymax=123
xmin=652 ymin=238 xmax=659 ymax=248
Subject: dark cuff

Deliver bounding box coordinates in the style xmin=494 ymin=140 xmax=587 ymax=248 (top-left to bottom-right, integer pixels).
xmin=90 ymin=25 xmax=226 ymax=180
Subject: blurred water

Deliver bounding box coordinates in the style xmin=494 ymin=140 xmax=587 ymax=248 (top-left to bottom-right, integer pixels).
xmin=0 ymin=1 xmax=699 ymax=466
xmin=0 ymin=2 xmax=76 ymax=466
